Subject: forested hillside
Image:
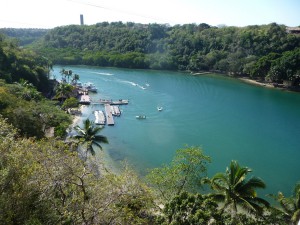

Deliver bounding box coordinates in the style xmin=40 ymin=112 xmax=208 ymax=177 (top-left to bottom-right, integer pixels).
xmin=29 ymin=22 xmax=300 ymax=85
xmin=0 ymin=28 xmax=48 ymax=45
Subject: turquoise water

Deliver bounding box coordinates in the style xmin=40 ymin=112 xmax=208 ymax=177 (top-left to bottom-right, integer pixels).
xmin=53 ymin=65 xmax=300 ymax=197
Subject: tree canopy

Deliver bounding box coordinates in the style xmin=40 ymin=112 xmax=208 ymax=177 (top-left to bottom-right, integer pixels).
xmin=22 ymin=22 xmax=300 ymax=84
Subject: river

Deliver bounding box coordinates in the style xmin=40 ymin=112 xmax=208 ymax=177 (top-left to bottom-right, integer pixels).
xmin=52 ymin=65 xmax=300 ymax=197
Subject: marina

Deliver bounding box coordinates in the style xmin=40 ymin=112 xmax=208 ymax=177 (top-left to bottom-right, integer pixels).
xmin=55 ymin=65 xmax=300 ymax=197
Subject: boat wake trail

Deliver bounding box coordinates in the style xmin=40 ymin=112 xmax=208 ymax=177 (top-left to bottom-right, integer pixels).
xmin=91 ymin=72 xmax=114 ymax=76
xmin=115 ymin=79 xmax=146 ymax=90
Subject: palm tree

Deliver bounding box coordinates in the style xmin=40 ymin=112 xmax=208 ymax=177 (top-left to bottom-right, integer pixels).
xmin=209 ymin=160 xmax=269 ymax=215
xmin=72 ymin=73 xmax=80 ymax=85
xmin=54 ymin=82 xmax=74 ymax=102
xmin=73 ymin=119 xmax=108 ymax=159
xmin=273 ymin=182 xmax=300 ymax=225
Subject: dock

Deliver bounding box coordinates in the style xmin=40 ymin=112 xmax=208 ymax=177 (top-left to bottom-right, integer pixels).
xmin=104 ymin=104 xmax=114 ymax=126
xmin=79 ymin=94 xmax=91 ymax=105
xmin=94 ymin=110 xmax=105 ymax=125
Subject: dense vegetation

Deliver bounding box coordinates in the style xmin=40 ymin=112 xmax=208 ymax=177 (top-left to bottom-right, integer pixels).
xmin=0 ymin=28 xmax=48 ymax=46
xmin=27 ymin=22 xmax=300 ymax=85
xmin=0 ymin=35 xmax=71 ymax=138
xmin=1 ymin=23 xmax=300 ymax=224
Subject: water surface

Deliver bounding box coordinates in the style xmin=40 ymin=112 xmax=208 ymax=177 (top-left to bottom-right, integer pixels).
xmin=53 ymin=65 xmax=300 ymax=196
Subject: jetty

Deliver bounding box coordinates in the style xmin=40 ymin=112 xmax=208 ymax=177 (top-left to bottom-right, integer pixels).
xmin=104 ymin=104 xmax=114 ymax=126
xmin=99 ymin=99 xmax=129 ymax=105
xmin=94 ymin=110 xmax=105 ymax=125
xmin=79 ymin=94 xmax=91 ymax=105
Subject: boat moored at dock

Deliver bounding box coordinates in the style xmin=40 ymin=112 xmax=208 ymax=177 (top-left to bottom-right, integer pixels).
xmin=84 ymin=82 xmax=98 ymax=92
xmin=111 ymin=105 xmax=121 ymax=116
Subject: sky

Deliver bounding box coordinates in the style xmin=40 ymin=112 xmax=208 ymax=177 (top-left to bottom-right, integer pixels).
xmin=0 ymin=0 xmax=300 ymax=29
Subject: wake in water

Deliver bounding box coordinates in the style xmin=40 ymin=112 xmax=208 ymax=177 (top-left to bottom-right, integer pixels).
xmin=115 ymin=79 xmax=147 ymax=90
xmin=91 ymin=72 xmax=114 ymax=76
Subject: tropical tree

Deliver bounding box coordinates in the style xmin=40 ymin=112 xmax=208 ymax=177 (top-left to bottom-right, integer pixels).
xmin=54 ymin=82 xmax=74 ymax=102
xmin=72 ymin=73 xmax=80 ymax=85
xmin=272 ymin=182 xmax=300 ymax=225
xmin=208 ymin=160 xmax=269 ymax=216
xmin=73 ymin=119 xmax=108 ymax=159
xmin=146 ymin=146 xmax=211 ymax=202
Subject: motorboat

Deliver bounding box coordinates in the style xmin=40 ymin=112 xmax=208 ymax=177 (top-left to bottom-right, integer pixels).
xmin=136 ymin=115 xmax=146 ymax=119
xmin=84 ymin=82 xmax=98 ymax=92
xmin=157 ymin=106 xmax=163 ymax=111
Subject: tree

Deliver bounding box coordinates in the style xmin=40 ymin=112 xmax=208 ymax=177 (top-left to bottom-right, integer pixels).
xmin=146 ymin=146 xmax=211 ymax=202
xmin=208 ymin=160 xmax=269 ymax=216
xmin=72 ymin=73 xmax=80 ymax=85
xmin=272 ymin=182 xmax=300 ymax=225
xmin=157 ymin=191 xmax=222 ymax=225
xmin=73 ymin=119 xmax=108 ymax=159
xmin=54 ymin=82 xmax=74 ymax=102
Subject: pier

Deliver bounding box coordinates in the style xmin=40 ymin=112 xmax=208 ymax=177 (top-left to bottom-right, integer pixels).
xmin=104 ymin=104 xmax=114 ymax=126
xmin=79 ymin=94 xmax=91 ymax=105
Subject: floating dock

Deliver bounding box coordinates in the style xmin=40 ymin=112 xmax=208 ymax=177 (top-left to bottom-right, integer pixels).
xmin=104 ymin=104 xmax=114 ymax=126
xmin=94 ymin=110 xmax=105 ymax=125
xmin=99 ymin=99 xmax=129 ymax=105
xmin=79 ymin=94 xmax=91 ymax=105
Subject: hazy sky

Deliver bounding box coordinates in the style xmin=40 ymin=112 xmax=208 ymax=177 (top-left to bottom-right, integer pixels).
xmin=1 ymin=0 xmax=299 ymax=28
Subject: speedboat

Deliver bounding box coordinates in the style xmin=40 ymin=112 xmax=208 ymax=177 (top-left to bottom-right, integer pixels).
xmin=84 ymin=82 xmax=98 ymax=92
xmin=157 ymin=106 xmax=163 ymax=111
xmin=136 ymin=115 xmax=146 ymax=119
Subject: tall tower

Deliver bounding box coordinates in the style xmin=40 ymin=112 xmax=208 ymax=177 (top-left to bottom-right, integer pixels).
xmin=80 ymin=14 xmax=84 ymax=25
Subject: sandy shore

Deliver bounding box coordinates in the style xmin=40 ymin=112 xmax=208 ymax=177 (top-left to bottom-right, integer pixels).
xmin=238 ymin=77 xmax=275 ymax=89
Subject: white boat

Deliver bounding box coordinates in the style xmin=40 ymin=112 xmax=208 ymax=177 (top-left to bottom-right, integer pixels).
xmin=111 ymin=105 xmax=121 ymax=116
xmin=94 ymin=110 xmax=105 ymax=125
xmin=136 ymin=115 xmax=146 ymax=119
xmin=157 ymin=106 xmax=163 ymax=111
xmin=84 ymin=82 xmax=98 ymax=92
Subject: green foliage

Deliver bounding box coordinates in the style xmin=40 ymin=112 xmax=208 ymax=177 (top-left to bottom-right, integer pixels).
xmin=0 ymin=117 xmax=155 ymax=224
xmin=73 ymin=119 xmax=109 ymax=159
xmin=0 ymin=34 xmax=52 ymax=93
xmin=146 ymin=146 xmax=211 ymax=202
xmin=208 ymin=160 xmax=269 ymax=216
xmin=0 ymin=81 xmax=71 ymax=138
xmin=271 ymin=182 xmax=300 ymax=225
xmin=25 ymin=22 xmax=300 ymax=81
xmin=157 ymin=192 xmax=222 ymax=225
xmin=62 ymin=96 xmax=78 ymax=110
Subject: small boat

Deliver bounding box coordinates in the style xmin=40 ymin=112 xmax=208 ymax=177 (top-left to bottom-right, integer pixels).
xmin=84 ymin=82 xmax=98 ymax=92
xmin=136 ymin=115 xmax=146 ymax=119
xmin=157 ymin=106 xmax=163 ymax=111
xmin=111 ymin=105 xmax=121 ymax=116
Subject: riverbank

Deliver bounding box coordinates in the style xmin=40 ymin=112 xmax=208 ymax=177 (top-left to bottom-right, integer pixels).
xmin=238 ymin=77 xmax=275 ymax=88
xmin=70 ymin=108 xmax=121 ymax=175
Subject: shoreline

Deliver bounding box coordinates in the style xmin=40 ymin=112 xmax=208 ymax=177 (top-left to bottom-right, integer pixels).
xmin=71 ymin=110 xmax=121 ymax=175
xmin=238 ymin=77 xmax=275 ymax=89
